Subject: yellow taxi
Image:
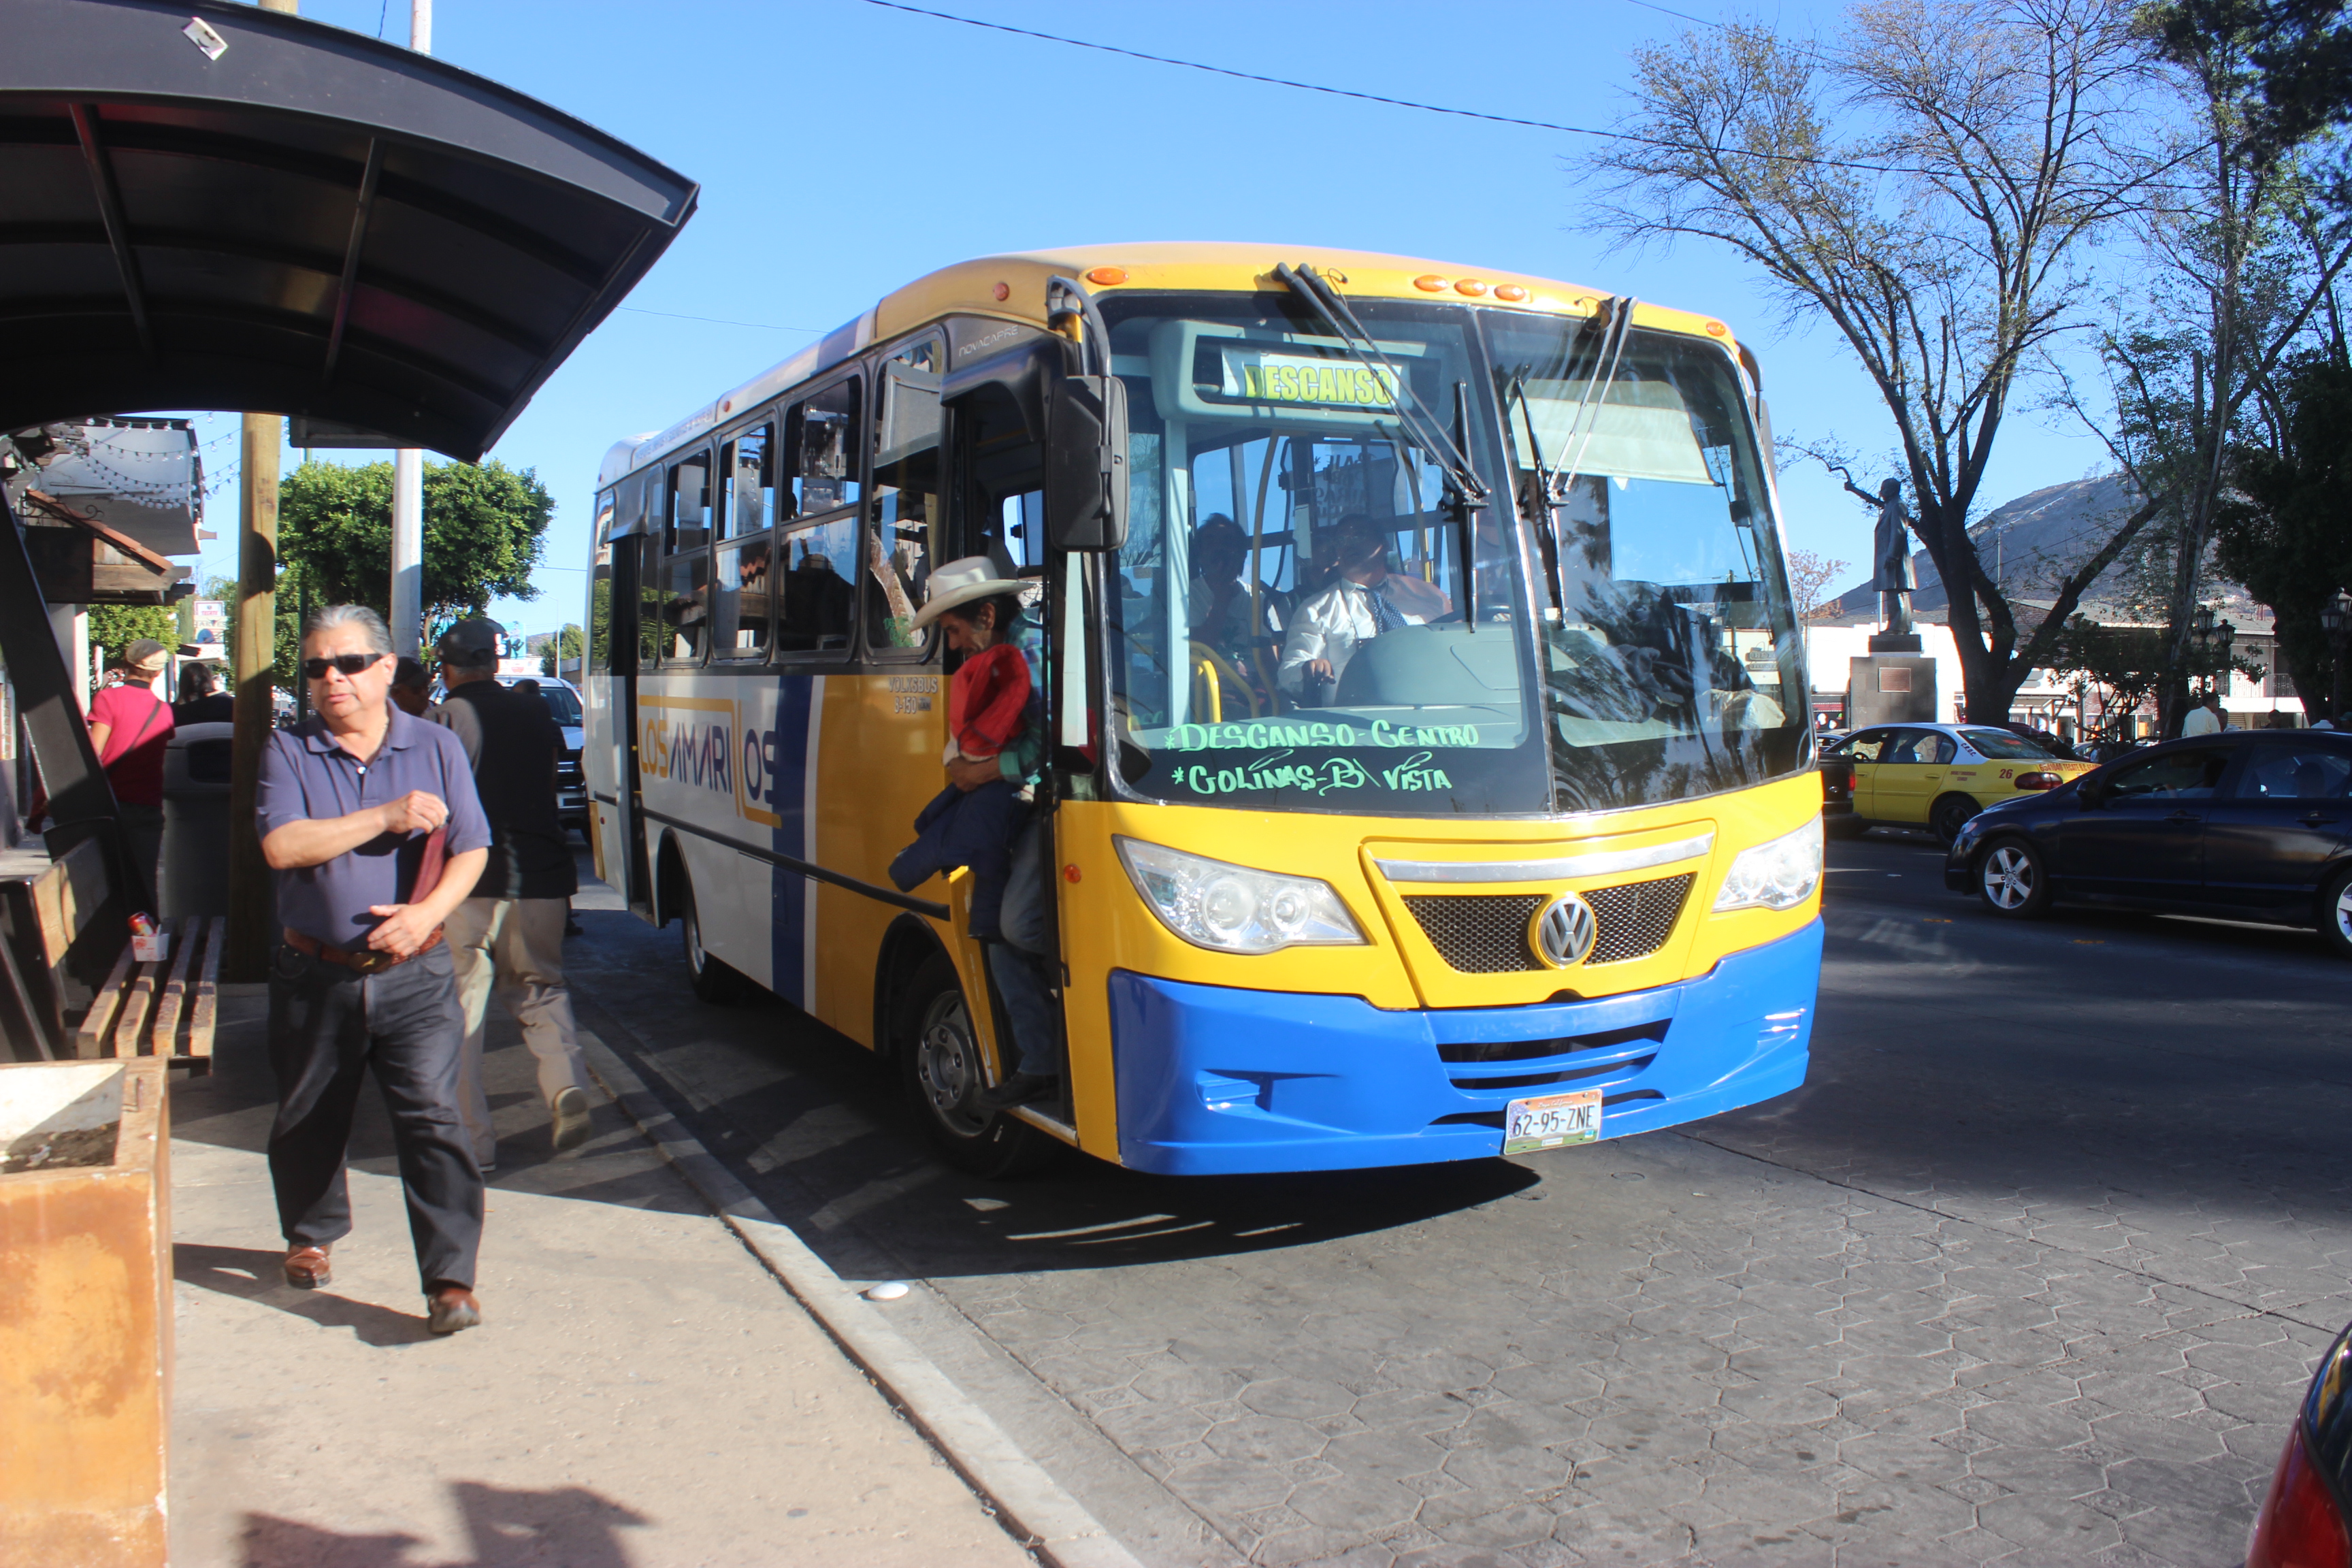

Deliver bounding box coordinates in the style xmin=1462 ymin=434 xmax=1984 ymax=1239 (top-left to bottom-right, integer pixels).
xmin=1821 ymin=723 xmax=2096 ymax=844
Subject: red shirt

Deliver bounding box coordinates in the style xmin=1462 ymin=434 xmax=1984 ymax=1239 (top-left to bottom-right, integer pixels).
xmin=88 ymin=683 xmax=174 ymax=806
xmin=947 ymin=644 xmax=1030 ymax=760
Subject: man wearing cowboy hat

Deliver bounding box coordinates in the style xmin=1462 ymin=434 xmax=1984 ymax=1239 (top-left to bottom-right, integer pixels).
xmin=891 ymin=557 xmax=1063 ymax=1108
xmin=86 ymin=636 xmax=176 ymax=907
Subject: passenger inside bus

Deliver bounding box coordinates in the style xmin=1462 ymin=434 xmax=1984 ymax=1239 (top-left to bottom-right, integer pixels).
xmin=1186 ymin=514 xmax=1288 ymax=653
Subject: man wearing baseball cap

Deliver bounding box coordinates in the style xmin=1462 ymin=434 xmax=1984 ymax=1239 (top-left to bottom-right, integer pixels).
xmin=86 ymin=637 xmax=176 ymax=907
xmin=431 ymin=617 xmax=595 ymax=1168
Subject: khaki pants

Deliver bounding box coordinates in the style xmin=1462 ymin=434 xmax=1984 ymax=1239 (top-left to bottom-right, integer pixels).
xmin=446 ymin=897 xmax=590 ymax=1166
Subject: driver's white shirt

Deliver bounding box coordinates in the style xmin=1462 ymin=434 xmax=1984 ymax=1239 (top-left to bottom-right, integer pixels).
xmin=2182 ymin=706 xmax=2225 ymax=736
xmin=1277 ymin=578 xmax=1432 ymax=696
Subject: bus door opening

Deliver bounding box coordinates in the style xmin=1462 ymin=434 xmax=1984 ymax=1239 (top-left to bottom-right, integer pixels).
xmin=949 ymin=385 xmax=1077 ymax=1124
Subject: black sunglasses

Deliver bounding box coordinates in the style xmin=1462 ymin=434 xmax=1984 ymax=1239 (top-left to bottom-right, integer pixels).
xmin=301 ymin=653 xmax=386 ymax=681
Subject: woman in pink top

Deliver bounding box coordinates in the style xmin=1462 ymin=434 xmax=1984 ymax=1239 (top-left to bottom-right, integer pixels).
xmin=86 ymin=637 xmax=176 ymax=909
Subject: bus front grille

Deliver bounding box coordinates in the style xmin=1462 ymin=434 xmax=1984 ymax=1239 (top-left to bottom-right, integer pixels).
xmin=1401 ymin=873 xmax=1696 ymax=973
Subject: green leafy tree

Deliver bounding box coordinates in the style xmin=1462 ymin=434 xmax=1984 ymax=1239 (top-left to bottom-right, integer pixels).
xmin=541 ymin=623 xmax=583 ymax=677
xmin=2217 ymin=352 xmax=2352 ymax=712
xmin=85 ymin=604 xmax=179 ymax=662
xmin=278 ymin=458 xmax=553 ymax=648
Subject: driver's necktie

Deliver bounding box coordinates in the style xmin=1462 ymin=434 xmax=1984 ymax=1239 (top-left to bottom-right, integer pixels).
xmin=1366 ymin=585 xmax=1404 ymax=634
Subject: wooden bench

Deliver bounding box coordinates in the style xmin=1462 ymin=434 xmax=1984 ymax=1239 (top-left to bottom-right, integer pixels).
xmin=0 ymin=837 xmax=116 ymax=1060
xmin=74 ymin=915 xmax=224 ymax=1075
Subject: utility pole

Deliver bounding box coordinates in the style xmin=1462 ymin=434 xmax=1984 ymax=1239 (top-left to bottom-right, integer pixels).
xmin=388 ymin=0 xmax=433 ymax=657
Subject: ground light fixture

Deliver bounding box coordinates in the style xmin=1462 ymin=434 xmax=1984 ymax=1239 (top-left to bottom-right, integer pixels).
xmin=1713 ymin=817 xmax=1825 ymax=912
xmin=1114 ymin=838 xmax=1365 ymax=954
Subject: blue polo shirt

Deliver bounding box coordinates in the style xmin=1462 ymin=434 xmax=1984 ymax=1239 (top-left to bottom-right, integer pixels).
xmin=257 ymin=706 xmax=491 ymax=948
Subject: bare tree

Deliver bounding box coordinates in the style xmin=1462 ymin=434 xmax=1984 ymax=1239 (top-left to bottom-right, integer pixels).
xmin=1784 ymin=548 xmax=1853 ymax=619
xmin=1592 ymin=0 xmax=2163 ymax=721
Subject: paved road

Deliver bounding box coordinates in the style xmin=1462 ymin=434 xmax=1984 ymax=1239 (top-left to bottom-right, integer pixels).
xmin=564 ymin=829 xmax=2351 ymax=1567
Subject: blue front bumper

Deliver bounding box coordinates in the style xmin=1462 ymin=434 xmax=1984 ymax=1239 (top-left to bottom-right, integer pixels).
xmin=1109 ymin=921 xmax=1822 ymax=1175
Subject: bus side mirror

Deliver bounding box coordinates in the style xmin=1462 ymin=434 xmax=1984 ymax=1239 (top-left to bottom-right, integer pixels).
xmin=1045 ymin=374 xmax=1128 ymax=552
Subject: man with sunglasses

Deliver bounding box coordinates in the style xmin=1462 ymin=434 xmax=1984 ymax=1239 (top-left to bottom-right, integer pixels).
xmin=256 ymin=605 xmax=492 ymax=1335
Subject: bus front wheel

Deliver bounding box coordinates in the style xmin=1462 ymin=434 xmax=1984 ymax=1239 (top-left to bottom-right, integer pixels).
xmin=896 ymin=953 xmax=1051 ymax=1178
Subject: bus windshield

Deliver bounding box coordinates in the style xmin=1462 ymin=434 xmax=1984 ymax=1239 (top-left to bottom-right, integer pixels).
xmin=1100 ymin=293 xmax=1804 ymax=816
xmin=1490 ymin=312 xmax=1807 ymax=813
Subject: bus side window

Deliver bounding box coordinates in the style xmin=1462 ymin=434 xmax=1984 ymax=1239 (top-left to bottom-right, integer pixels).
xmin=778 ymin=379 xmax=862 ymax=656
xmin=871 ymin=340 xmax=941 ymax=651
xmin=663 ymin=452 xmax=711 ymax=664
xmin=715 ymin=425 xmax=774 ymax=660
xmin=590 ymin=486 xmax=615 ymax=674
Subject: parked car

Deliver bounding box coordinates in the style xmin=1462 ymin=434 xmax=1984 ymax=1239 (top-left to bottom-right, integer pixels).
xmin=2077 ymin=735 xmax=2151 ymax=764
xmin=1943 ymin=730 xmax=2352 ymax=954
xmin=1820 ymin=722 xmax=2097 ymax=844
xmin=512 ymin=676 xmax=588 ymax=836
xmin=2244 ymin=1318 xmax=2351 ymax=1567
xmin=1999 ymin=721 xmax=2082 ymax=759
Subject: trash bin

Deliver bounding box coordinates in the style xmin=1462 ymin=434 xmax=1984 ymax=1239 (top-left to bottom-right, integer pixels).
xmin=161 ymin=721 xmax=234 ymax=919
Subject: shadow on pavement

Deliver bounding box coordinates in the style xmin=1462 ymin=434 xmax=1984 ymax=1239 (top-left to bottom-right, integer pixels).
xmin=240 ymin=1481 xmax=647 ymax=1567
xmin=174 ymin=1242 xmax=431 ymax=1348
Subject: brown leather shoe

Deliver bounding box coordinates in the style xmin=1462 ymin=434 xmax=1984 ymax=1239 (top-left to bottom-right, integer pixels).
xmin=425 ymin=1284 xmax=482 ymax=1336
xmin=282 ymin=1245 xmax=332 ymax=1290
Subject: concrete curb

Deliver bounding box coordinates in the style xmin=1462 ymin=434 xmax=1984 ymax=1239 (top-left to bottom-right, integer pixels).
xmin=576 ymin=1029 xmax=1145 ymax=1568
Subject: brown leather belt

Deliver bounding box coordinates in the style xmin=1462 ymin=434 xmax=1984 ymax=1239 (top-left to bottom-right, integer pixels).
xmin=283 ymin=926 xmax=442 ymax=974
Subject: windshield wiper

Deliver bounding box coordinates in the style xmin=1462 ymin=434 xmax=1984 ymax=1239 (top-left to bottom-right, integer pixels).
xmin=1273 ymin=262 xmax=1492 ymax=625
xmin=1505 ymin=368 xmax=1565 ymax=618
xmin=1547 ymin=295 xmax=1637 ymax=493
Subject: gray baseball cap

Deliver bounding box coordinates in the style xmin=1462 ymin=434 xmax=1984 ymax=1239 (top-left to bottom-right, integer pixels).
xmin=434 ymin=617 xmax=504 ymax=667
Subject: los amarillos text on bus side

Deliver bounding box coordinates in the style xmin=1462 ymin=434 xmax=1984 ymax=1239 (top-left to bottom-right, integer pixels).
xmin=582 ymin=244 xmax=1823 ymax=1178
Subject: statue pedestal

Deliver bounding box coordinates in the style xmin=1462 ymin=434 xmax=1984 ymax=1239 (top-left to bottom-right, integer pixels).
xmin=1867 ymin=632 xmax=1923 ymax=653
xmin=1847 ymin=655 xmax=1938 ymax=728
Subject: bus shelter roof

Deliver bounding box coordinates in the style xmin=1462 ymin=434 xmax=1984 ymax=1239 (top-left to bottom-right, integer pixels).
xmin=0 ymin=0 xmax=698 ymax=461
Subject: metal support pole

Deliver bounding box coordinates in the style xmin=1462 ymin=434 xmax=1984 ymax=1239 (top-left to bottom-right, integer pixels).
xmin=224 ymin=412 xmax=281 ymax=980
xmin=387 ymin=0 xmax=432 ymax=657
xmin=391 ymin=446 xmax=422 ymax=654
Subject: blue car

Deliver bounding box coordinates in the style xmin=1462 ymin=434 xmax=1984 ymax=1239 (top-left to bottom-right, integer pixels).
xmin=1942 ymin=730 xmax=2352 ymax=957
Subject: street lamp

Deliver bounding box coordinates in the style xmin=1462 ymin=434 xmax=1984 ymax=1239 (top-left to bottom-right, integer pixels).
xmin=2189 ymin=604 xmax=2235 ymax=714
xmin=2323 ymin=587 xmax=2352 ymax=721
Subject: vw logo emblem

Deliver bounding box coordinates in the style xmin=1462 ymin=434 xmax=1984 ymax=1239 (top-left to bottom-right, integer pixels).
xmin=1531 ymin=892 xmax=1597 ymax=968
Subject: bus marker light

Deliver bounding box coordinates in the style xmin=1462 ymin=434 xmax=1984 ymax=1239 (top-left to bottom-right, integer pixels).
xmin=1064 ymin=864 xmax=1081 ymax=883
xmin=1085 ymin=266 xmax=1127 ymax=285
xmin=1494 ymin=283 xmax=1529 ymax=301
xmin=1414 ymin=274 xmax=1450 ymax=292
xmin=992 ymin=282 xmax=1010 ymax=301
xmin=1706 ymin=320 xmax=1729 ymax=336
xmin=1454 ymin=278 xmax=1489 ymax=297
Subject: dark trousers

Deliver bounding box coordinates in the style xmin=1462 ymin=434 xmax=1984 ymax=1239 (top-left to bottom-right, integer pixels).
xmin=266 ymin=941 xmax=484 ymax=1291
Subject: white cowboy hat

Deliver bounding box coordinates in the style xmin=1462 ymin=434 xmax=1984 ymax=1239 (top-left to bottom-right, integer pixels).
xmin=910 ymin=556 xmax=1021 ymax=632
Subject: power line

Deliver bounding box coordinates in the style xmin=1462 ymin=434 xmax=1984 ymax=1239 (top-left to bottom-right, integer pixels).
xmin=1622 ymin=0 xmax=1726 ymax=27
xmin=857 ymin=0 xmax=1918 ymax=176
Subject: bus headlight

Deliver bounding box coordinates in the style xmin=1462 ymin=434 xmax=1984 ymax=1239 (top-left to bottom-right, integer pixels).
xmin=1115 ymin=837 xmax=1366 ymax=954
xmin=1712 ymin=817 xmax=1823 ymax=912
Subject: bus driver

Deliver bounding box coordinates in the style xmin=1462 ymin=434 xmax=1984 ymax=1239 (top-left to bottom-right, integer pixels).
xmin=1276 ymin=515 xmax=1450 ymax=703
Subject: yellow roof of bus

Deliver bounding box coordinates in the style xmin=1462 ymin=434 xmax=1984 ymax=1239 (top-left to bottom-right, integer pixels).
xmin=605 ymin=242 xmax=1747 ymax=485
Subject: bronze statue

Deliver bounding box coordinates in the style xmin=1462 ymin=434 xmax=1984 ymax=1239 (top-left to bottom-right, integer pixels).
xmin=1842 ymin=474 xmax=1916 ymax=636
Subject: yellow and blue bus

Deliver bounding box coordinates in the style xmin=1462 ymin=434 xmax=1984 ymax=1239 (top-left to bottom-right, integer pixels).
xmin=583 ymin=244 xmax=1822 ymax=1177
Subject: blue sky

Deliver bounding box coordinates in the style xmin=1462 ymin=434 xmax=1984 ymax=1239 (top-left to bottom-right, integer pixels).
xmin=182 ymin=0 xmax=2116 ymax=638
